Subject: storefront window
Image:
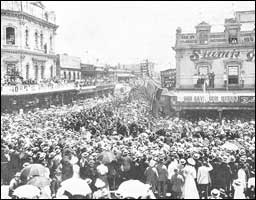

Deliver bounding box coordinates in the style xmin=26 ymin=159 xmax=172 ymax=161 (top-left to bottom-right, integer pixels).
xmin=228 ymin=66 xmax=239 ymax=84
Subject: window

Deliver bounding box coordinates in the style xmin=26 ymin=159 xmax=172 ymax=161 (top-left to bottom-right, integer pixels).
xmin=198 ymin=66 xmax=209 ymax=75
xmin=199 ymin=31 xmax=208 ymax=44
xmin=228 ymin=66 xmax=239 ymax=84
xmin=25 ymin=29 xmax=29 ymax=47
xmin=228 ymin=30 xmax=238 ymax=44
xmin=35 ymin=31 xmax=38 ymax=48
xmin=41 ymin=66 xmax=44 ymax=79
xmin=77 ymin=72 xmax=80 ymax=79
xmin=68 ymin=71 xmax=71 ymax=80
xmin=34 ymin=65 xmax=38 ymax=80
xmin=50 ymin=66 xmax=53 ymax=78
xmin=44 ymin=44 xmax=47 ymax=54
xmin=73 ymin=72 xmax=76 ymax=80
xmin=26 ymin=64 xmax=29 ymax=80
xmin=63 ymin=71 xmax=66 ymax=79
xmin=6 ymin=27 xmax=15 ymax=45
xmin=40 ymin=32 xmax=43 ymax=49
xmin=50 ymin=35 xmax=53 ymax=50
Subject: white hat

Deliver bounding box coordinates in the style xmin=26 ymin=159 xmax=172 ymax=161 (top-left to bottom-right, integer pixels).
xmin=95 ymin=178 xmax=106 ymax=188
xmin=149 ymin=159 xmax=156 ymax=167
xmin=13 ymin=185 xmax=40 ymax=199
xmin=187 ymin=158 xmax=196 ymax=166
xmin=211 ymin=189 xmax=220 ymax=197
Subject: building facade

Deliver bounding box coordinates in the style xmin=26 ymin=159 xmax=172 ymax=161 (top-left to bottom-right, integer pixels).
xmin=167 ymin=10 xmax=255 ymax=118
xmin=1 ymin=1 xmax=58 ymax=82
xmin=140 ymin=59 xmax=155 ymax=77
xmin=57 ymin=54 xmax=81 ymax=81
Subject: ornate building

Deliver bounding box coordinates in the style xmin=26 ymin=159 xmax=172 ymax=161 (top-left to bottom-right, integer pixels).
xmin=1 ymin=1 xmax=58 ymax=82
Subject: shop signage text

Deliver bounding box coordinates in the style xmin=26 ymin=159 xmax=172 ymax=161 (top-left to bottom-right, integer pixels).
xmin=190 ymin=49 xmax=255 ymax=61
xmin=178 ymin=95 xmax=255 ymax=104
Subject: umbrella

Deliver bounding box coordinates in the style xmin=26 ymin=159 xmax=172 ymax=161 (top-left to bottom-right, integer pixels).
xmin=97 ymin=151 xmax=116 ymax=164
xmin=60 ymin=177 xmax=92 ymax=197
xmin=116 ymin=180 xmax=151 ymax=199
xmin=27 ymin=176 xmax=51 ymax=188
xmin=20 ymin=164 xmax=48 ymax=182
xmin=13 ymin=185 xmax=40 ymax=199
xmin=221 ymin=142 xmax=239 ymax=151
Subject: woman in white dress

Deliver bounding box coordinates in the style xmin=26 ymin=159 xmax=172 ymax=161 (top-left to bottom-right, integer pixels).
xmin=233 ymin=179 xmax=246 ymax=199
xmin=182 ymin=158 xmax=199 ymax=199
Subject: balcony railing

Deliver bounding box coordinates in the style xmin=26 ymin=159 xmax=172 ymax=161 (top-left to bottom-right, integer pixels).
xmin=175 ymin=84 xmax=255 ymax=91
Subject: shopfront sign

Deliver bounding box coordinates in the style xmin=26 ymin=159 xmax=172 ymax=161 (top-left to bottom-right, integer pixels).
xmin=177 ymin=95 xmax=255 ymax=104
xmin=190 ymin=49 xmax=255 ymax=62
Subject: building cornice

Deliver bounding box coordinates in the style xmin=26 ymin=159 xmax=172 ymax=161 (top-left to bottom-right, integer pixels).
xmin=173 ymin=43 xmax=255 ymax=51
xmin=1 ymin=48 xmax=57 ymax=59
xmin=1 ymin=9 xmax=58 ymax=30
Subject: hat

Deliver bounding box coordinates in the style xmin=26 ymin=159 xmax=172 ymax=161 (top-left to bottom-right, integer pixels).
xmin=187 ymin=158 xmax=196 ymax=166
xmin=180 ymin=159 xmax=186 ymax=165
xmin=228 ymin=155 xmax=236 ymax=162
xmin=233 ymin=179 xmax=242 ymax=186
xmin=49 ymin=152 xmax=56 ymax=159
xmin=15 ymin=172 xmax=21 ymax=177
xmin=211 ymin=189 xmax=220 ymax=197
xmin=149 ymin=159 xmax=156 ymax=167
xmin=95 ymin=178 xmax=106 ymax=188
xmin=23 ymin=162 xmax=30 ymax=168
xmin=193 ymin=153 xmax=200 ymax=160
xmin=39 ymin=152 xmax=46 ymax=161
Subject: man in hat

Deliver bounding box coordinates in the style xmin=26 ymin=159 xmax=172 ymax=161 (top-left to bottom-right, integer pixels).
xmin=169 ymin=168 xmax=184 ymax=199
xmin=197 ymin=159 xmax=213 ymax=199
xmin=246 ymin=170 xmax=255 ymax=199
xmin=156 ymin=156 xmax=168 ymax=198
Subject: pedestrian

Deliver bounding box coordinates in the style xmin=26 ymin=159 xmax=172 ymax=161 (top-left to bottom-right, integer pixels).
xmin=169 ymin=168 xmax=184 ymax=199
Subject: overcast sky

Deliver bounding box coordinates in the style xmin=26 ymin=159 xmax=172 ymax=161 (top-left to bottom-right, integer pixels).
xmin=43 ymin=1 xmax=254 ymax=71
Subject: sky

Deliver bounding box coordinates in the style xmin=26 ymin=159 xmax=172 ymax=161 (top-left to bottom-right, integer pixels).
xmin=43 ymin=1 xmax=254 ymax=71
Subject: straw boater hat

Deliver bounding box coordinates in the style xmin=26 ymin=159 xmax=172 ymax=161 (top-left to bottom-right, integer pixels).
xmin=187 ymin=158 xmax=196 ymax=166
xmin=211 ymin=189 xmax=220 ymax=197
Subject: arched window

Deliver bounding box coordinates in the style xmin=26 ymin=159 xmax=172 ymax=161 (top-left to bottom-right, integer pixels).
xmin=41 ymin=66 xmax=44 ymax=79
xmin=50 ymin=35 xmax=53 ymax=50
xmin=34 ymin=65 xmax=38 ymax=80
xmin=26 ymin=64 xmax=29 ymax=80
xmin=50 ymin=65 xmax=53 ymax=78
xmin=40 ymin=32 xmax=43 ymax=49
xmin=25 ymin=29 xmax=29 ymax=47
xmin=6 ymin=27 xmax=15 ymax=45
xmin=35 ymin=31 xmax=38 ymax=48
xmin=44 ymin=44 xmax=47 ymax=54
xmin=68 ymin=71 xmax=71 ymax=80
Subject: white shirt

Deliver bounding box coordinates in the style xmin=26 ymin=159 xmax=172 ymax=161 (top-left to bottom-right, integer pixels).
xmin=248 ymin=177 xmax=255 ymax=188
xmin=197 ymin=164 xmax=213 ymax=184
xmin=168 ymin=159 xmax=178 ymax=180
xmin=97 ymin=164 xmax=108 ymax=176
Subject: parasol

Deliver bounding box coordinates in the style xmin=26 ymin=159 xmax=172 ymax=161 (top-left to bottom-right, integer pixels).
xmin=20 ymin=164 xmax=49 ymax=182
xmin=13 ymin=185 xmax=40 ymax=199
xmin=97 ymin=151 xmax=116 ymax=164
xmin=59 ymin=177 xmax=92 ymax=197
xmin=115 ymin=180 xmax=151 ymax=199
xmin=221 ymin=142 xmax=239 ymax=151
xmin=27 ymin=176 xmax=51 ymax=188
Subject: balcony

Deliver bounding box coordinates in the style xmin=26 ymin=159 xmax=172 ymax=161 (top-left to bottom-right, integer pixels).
xmin=175 ymin=84 xmax=255 ymax=91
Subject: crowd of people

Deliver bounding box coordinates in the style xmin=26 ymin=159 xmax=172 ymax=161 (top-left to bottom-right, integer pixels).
xmin=1 ymin=84 xmax=255 ymax=199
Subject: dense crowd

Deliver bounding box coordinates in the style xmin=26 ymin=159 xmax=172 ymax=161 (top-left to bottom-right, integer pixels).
xmin=1 ymin=88 xmax=255 ymax=199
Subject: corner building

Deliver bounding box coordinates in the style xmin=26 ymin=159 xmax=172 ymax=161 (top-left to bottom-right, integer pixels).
xmin=1 ymin=1 xmax=58 ymax=82
xmin=170 ymin=11 xmax=255 ymax=119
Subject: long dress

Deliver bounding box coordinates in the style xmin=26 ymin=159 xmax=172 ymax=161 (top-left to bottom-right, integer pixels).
xmin=183 ymin=165 xmax=199 ymax=199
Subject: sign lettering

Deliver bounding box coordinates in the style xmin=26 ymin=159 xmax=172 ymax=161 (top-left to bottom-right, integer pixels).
xmin=190 ymin=49 xmax=254 ymax=61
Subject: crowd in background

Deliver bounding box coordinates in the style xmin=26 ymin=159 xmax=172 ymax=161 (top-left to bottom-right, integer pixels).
xmin=1 ymin=87 xmax=255 ymax=199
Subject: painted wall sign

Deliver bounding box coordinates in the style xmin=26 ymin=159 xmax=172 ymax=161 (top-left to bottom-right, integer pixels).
xmin=190 ymin=49 xmax=255 ymax=62
xmin=190 ymin=49 xmax=241 ymax=61
xmin=177 ymin=95 xmax=255 ymax=104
